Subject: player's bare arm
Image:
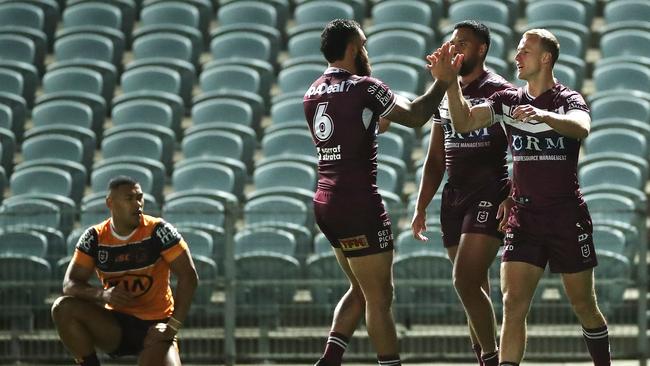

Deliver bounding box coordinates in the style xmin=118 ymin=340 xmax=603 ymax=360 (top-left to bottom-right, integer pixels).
xmin=411 ymin=123 xmax=446 ymax=241
xmin=63 ymin=260 xmax=133 ymax=308
xmin=145 ymin=251 xmax=198 ymax=345
xmin=385 ymin=79 xmax=451 ymax=127
xmin=512 ymin=106 xmax=590 ymax=139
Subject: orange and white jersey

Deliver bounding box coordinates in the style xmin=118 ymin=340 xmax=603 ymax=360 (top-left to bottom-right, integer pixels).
xmin=72 ymin=214 xmax=189 ymax=320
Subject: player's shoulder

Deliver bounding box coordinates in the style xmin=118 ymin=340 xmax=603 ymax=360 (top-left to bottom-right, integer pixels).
xmin=149 ymin=216 xmax=182 ymax=248
xmin=484 ymin=70 xmax=514 ymax=89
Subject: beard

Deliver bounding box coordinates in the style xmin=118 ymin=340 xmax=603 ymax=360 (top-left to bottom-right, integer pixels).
xmin=458 ymin=55 xmax=478 ymax=76
xmin=356 ymin=52 xmax=371 ymax=76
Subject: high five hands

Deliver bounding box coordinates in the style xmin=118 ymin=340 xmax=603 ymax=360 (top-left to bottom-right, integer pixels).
xmin=426 ymin=42 xmax=465 ymax=83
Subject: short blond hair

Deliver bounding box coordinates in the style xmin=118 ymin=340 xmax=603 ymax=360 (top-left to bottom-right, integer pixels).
xmin=524 ymin=29 xmax=560 ymax=66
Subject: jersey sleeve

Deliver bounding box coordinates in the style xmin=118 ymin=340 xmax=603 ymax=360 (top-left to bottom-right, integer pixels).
xmin=153 ymin=220 xmax=189 ymax=263
xmin=486 ymin=90 xmax=507 ymax=124
xmin=73 ymin=227 xmax=98 ymax=268
xmin=562 ymin=90 xmax=590 ymax=114
xmin=363 ymin=77 xmax=397 ymax=118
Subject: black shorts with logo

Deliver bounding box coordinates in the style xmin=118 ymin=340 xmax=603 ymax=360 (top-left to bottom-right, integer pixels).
xmin=108 ymin=311 xmax=170 ymax=357
xmin=314 ymin=190 xmax=394 ymax=258
xmin=439 ymin=179 xmax=510 ymax=248
xmin=503 ymin=201 xmax=597 ymax=273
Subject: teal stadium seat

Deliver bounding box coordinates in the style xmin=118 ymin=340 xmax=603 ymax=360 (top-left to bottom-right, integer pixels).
xmin=0 ymin=199 xmax=60 ymax=232
xmin=198 ymin=64 xmax=266 ymax=120
xmin=234 ymin=227 xmax=296 ymax=256
xmin=163 ymin=196 xmax=226 ymax=229
xmin=268 ymin=97 xmax=305 ymax=133
xmin=0 ymin=254 xmax=51 ymax=331
xmin=136 ymin=1 xmax=203 ymax=59
xmin=178 ymin=227 xmax=213 ymax=258
xmin=590 ymin=94 xmax=650 ymax=123
xmin=594 ymin=62 xmax=650 ymax=95
xmin=4 ymin=0 xmax=59 ymax=50
xmin=579 ymin=160 xmax=644 ymax=191
xmin=91 ymin=163 xmax=154 ymax=195
xmin=0 ymin=33 xmax=38 ymax=110
xmin=254 ymin=161 xmax=316 ymax=192
xmin=0 ymin=230 xmax=47 ymax=257
xmin=244 ymin=195 xmax=310 ymax=229
xmin=183 ymin=122 xmax=255 ymax=174
xmin=599 ymin=29 xmax=650 ymax=68
xmin=172 ymin=161 xmax=237 ymax=198
xmin=367 ymin=30 xmax=427 ymax=70
xmin=584 ymin=128 xmax=648 ymax=161
xmin=603 ymin=0 xmax=650 ymax=34
xmin=23 ymin=124 xmax=95 ymax=174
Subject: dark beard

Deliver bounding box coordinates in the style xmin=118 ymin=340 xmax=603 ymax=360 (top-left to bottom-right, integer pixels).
xmin=458 ymin=56 xmax=477 ymax=76
xmin=356 ymin=52 xmax=371 ymax=76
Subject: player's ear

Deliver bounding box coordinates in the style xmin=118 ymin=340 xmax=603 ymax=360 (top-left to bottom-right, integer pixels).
xmin=105 ymin=194 xmax=113 ymax=210
xmin=542 ymin=51 xmax=552 ymax=66
xmin=479 ymin=43 xmax=487 ymax=59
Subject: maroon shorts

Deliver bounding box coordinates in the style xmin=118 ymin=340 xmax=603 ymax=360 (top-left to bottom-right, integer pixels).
xmin=503 ymin=202 xmax=597 ymax=273
xmin=313 ymin=190 xmax=394 ymax=257
xmin=439 ymin=179 xmax=510 ymax=248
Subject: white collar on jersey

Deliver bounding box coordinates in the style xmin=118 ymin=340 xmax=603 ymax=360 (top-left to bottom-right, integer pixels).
xmin=324 ymin=66 xmax=352 ymax=75
xmin=109 ymin=218 xmax=138 ymax=241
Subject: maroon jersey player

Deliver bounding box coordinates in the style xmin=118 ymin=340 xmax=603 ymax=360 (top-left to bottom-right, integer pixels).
xmin=430 ymin=29 xmax=611 ymax=366
xmin=412 ymin=21 xmax=513 ymax=366
xmin=305 ymin=19 xmax=454 ymax=366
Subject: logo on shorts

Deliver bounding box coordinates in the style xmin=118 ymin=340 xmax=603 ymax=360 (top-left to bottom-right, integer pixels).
xmin=478 ymin=201 xmax=493 ymax=208
xmin=581 ymin=243 xmax=591 ymax=258
xmin=339 ymin=235 xmax=370 ymax=251
xmin=476 ymin=210 xmax=489 ymax=223
xmin=98 ymin=250 xmax=109 ymax=264
xmin=578 ymin=233 xmax=589 ymax=242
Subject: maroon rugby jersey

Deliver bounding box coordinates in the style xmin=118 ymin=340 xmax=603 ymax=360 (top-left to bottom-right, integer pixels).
xmin=304 ymin=67 xmax=396 ymax=194
xmin=487 ymin=83 xmax=590 ymax=208
xmin=435 ymin=70 xmax=513 ymax=188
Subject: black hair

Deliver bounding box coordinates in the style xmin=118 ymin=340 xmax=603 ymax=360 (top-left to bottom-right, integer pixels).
xmin=454 ymin=20 xmax=491 ymax=57
xmin=320 ymin=19 xmax=362 ymax=63
xmin=108 ymin=175 xmax=139 ymax=192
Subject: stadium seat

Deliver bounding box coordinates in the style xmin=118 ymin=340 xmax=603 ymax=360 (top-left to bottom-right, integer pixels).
xmin=199 ymin=64 xmax=267 ymax=111
xmin=293 ymin=1 xmax=354 ymax=29
xmin=377 ymin=164 xmax=400 ymax=195
xmin=305 ymin=250 xmax=347 ymax=313
xmin=584 ymin=128 xmax=648 ymax=161
xmin=593 ymin=226 xmax=627 ymax=256
xmin=579 ymin=160 xmax=644 ymax=191
xmin=218 ymin=1 xmax=276 ymax=29
xmin=244 ymin=195 xmax=310 ymax=228
xmin=172 ymin=161 xmax=236 ymax=197
xmin=447 ymin=0 xmax=513 ymax=47
xmin=261 ymin=129 xmax=316 ymax=161
xmin=52 ymin=32 xmax=117 ymax=86
xmin=0 ymin=34 xmax=38 ymax=109
xmin=234 ymin=251 xmax=300 ymax=325
xmin=133 ymin=31 xmax=198 ymax=71
xmin=275 ymin=63 xmax=323 ymax=102
xmin=527 ymin=0 xmax=588 ymax=26
xmin=579 ymin=152 xmax=648 ymax=186
xmin=210 ymin=31 xmax=274 ymax=66
xmin=0 ymin=68 xmax=23 ymax=98
xmin=593 ymin=250 xmax=631 ymax=315
xmin=267 ymin=97 xmax=305 ymax=133
xmin=11 ymin=166 xmax=72 ymax=198
xmin=91 ymin=163 xmax=154 ymax=196
xmin=21 ymin=133 xmax=84 ymax=168
xmin=599 ymin=29 xmax=650 ymax=68
xmin=594 ymin=62 xmax=650 ymax=94
xmin=112 ymin=89 xmax=179 ymax=135
xmin=367 ymin=30 xmax=427 ymax=69
xmin=590 ymin=94 xmax=650 ymax=123
xmin=123 ymin=58 xmax=194 ymax=110
xmin=178 ymin=227 xmax=213 ymax=258
xmin=372 ymin=62 xmax=422 ymax=98
xmin=23 ymin=125 xmax=95 ymax=174
xmin=377 ymin=131 xmax=405 ymax=161
xmin=121 ymin=65 xmax=186 ymax=109
xmin=371 ymin=0 xmax=439 ymax=29
xmin=254 ymin=160 xmax=316 ymax=192
xmin=0 ymin=254 xmax=51 ymax=331
xmin=602 ymin=0 xmax=650 ymax=34
xmin=187 ymin=254 xmax=218 ymax=313
xmin=163 ymin=196 xmax=226 ymax=231
xmin=6 ymin=0 xmax=59 ymax=50
xmin=0 ymin=199 xmax=60 ymax=233
xmin=234 ymin=226 xmax=296 ymax=256
xmin=32 ymin=99 xmax=93 ymax=129
xmin=393 ymin=251 xmax=455 ymax=324
xmin=177 ymin=223 xmax=225 ymax=268
xmin=140 ymin=1 xmax=201 ymax=35
xmin=191 ymin=96 xmax=255 ymax=130
xmin=80 ymin=198 xmax=110 ymax=228
xmin=43 ymin=66 xmax=106 ymax=100
xmin=287 ymin=30 xmax=322 ymax=59
xmin=184 ymin=122 xmax=256 ymax=173
xmin=0 ymin=103 xmax=12 ymax=132
xmin=584 ymin=193 xmax=644 ymax=236
xmin=553 ymin=63 xmax=578 ymax=91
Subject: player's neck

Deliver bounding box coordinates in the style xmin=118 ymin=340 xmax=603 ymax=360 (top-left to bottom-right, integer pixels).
xmin=329 ymin=61 xmax=355 ymax=75
xmin=458 ymin=66 xmax=486 ymax=87
xmin=525 ymin=71 xmax=555 ymax=97
xmin=110 ymin=218 xmax=138 ymax=237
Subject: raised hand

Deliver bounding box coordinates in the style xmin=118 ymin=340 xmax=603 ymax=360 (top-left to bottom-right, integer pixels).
xmin=426 ymin=42 xmax=464 ymax=83
xmin=411 ymin=210 xmax=428 ymax=241
xmin=511 ymin=104 xmax=549 ymax=124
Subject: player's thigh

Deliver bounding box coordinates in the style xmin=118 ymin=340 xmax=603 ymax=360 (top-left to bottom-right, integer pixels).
xmin=347 ymin=251 xmax=394 ymax=301
xmin=139 ymin=339 xmax=181 ymax=366
xmin=500 ymin=261 xmax=544 ymax=306
xmin=333 ymin=247 xmax=361 ymax=289
xmin=561 ymin=268 xmax=597 ymax=306
xmin=455 ymin=233 xmax=501 ymax=279
xmin=52 ymin=296 xmax=122 ymax=352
